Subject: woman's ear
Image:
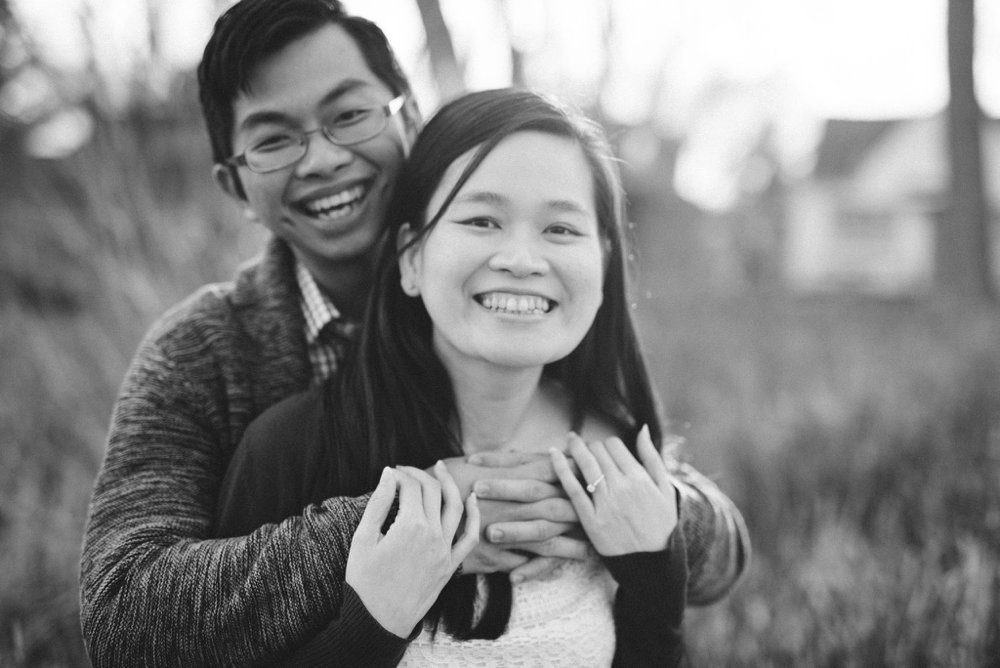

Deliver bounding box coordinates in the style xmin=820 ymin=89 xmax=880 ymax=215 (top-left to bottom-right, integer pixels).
xmin=213 ymin=164 xmax=259 ymax=223
xmin=397 ymin=223 xmax=421 ymax=296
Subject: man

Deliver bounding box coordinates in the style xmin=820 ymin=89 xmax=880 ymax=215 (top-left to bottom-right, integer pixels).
xmin=80 ymin=0 xmax=749 ymax=665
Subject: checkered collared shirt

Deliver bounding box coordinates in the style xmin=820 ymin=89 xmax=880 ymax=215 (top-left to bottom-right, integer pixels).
xmin=295 ymin=261 xmax=361 ymax=385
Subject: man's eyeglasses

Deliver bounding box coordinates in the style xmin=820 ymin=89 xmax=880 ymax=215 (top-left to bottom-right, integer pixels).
xmin=224 ymin=95 xmax=406 ymax=174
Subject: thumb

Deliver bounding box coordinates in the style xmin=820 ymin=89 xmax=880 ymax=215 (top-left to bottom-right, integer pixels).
xmin=355 ymin=467 xmax=396 ymax=543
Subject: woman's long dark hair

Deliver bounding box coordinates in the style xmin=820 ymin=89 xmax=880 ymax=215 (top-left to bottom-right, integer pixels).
xmin=318 ymin=88 xmax=665 ymax=638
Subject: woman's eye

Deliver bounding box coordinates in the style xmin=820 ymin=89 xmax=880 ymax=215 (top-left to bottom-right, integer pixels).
xmin=458 ymin=217 xmax=499 ymax=229
xmin=546 ymin=223 xmax=580 ymax=236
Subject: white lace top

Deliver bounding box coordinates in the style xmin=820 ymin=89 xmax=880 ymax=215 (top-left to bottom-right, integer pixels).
xmin=398 ymin=557 xmax=617 ymax=667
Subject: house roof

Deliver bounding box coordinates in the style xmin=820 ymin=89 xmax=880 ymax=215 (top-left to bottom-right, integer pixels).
xmin=813 ymin=118 xmax=899 ymax=179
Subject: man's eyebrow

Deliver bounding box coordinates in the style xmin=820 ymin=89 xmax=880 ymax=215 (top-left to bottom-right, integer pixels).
xmin=238 ymin=79 xmax=377 ymax=132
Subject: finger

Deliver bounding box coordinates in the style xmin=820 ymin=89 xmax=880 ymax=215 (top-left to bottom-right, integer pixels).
xmin=478 ymin=497 xmax=578 ymax=525
xmin=587 ymin=439 xmax=622 ymax=479
xmin=473 ymin=478 xmax=564 ymax=502
xmin=510 ymin=556 xmax=563 ymax=583
xmin=468 ymin=456 xmax=559 ymax=483
xmin=452 ymin=493 xmax=480 ymax=563
xmin=355 ymin=467 xmax=397 ymax=542
xmin=637 ymin=424 xmax=673 ymax=491
xmin=505 ymin=535 xmax=591 ymax=560
xmin=604 ymin=436 xmax=646 ymax=477
xmin=466 ymin=450 xmax=542 ymax=467
xmin=565 ymin=434 xmax=603 ymax=492
xmin=550 ymin=446 xmax=594 ymax=519
xmin=434 ymin=460 xmax=464 ymax=540
xmin=399 ymin=465 xmax=442 ymax=523
xmin=393 ymin=467 xmax=423 ymax=521
xmin=485 ymin=519 xmax=576 ymax=545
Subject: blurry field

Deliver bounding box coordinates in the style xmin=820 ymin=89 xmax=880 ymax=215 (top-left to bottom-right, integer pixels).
xmin=2 ymin=116 xmax=999 ymax=667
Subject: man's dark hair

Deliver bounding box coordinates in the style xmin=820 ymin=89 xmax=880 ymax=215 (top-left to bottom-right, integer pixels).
xmin=197 ymin=0 xmax=411 ymax=167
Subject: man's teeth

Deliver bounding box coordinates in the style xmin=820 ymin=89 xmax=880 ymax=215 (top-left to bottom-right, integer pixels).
xmin=304 ymin=185 xmax=366 ymax=217
xmin=479 ymin=292 xmax=552 ymax=314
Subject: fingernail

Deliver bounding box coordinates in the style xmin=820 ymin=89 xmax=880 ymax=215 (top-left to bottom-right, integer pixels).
xmin=639 ymin=424 xmax=651 ymax=441
xmin=489 ymin=527 xmax=504 ymax=542
xmin=469 ymin=492 xmax=478 ymax=504
xmin=380 ymin=466 xmax=392 ymax=480
xmin=434 ymin=460 xmax=446 ymax=472
xmin=468 ymin=453 xmax=483 ymax=465
xmin=473 ymin=481 xmax=488 ymax=496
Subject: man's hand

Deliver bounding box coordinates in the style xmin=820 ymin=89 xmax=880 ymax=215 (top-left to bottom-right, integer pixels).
xmin=440 ymin=452 xmax=592 ymax=581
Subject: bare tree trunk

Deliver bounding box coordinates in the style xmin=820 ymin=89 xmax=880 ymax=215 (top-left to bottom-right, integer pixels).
xmin=940 ymin=0 xmax=994 ymax=301
xmin=414 ymin=0 xmax=465 ymax=102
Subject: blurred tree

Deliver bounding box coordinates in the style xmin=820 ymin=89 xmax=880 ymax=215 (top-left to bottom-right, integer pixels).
xmin=415 ymin=0 xmax=465 ymax=100
xmin=941 ymin=0 xmax=994 ymax=301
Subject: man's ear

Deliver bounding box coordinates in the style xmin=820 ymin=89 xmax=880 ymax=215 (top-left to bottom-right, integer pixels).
xmin=397 ymin=222 xmax=421 ymax=296
xmin=213 ymin=164 xmax=258 ymax=222
xmin=393 ymin=97 xmax=422 ymax=158
xmin=401 ymin=97 xmax=422 ymax=140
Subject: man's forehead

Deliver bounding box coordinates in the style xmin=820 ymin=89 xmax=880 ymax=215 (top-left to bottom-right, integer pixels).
xmin=231 ymin=24 xmax=386 ymax=128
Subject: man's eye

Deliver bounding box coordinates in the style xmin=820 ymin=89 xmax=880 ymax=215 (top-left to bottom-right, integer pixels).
xmin=252 ymin=134 xmax=297 ymax=153
xmin=333 ymin=108 xmax=374 ymax=126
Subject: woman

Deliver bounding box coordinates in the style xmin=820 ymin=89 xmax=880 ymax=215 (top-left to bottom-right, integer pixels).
xmin=215 ymin=88 xmax=686 ymax=666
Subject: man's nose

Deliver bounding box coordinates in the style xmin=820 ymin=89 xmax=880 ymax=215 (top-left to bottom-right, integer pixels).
xmin=294 ymin=130 xmax=354 ymax=177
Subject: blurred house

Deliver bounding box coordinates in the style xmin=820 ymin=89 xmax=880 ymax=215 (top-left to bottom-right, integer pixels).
xmin=783 ymin=115 xmax=1000 ymax=296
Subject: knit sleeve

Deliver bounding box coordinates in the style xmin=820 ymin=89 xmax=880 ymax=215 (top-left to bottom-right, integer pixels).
xmin=80 ymin=337 xmax=364 ymax=667
xmin=668 ymin=458 xmax=751 ymax=605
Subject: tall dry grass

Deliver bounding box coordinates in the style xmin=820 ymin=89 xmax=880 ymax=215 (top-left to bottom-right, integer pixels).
xmin=1 ymin=109 xmax=998 ymax=666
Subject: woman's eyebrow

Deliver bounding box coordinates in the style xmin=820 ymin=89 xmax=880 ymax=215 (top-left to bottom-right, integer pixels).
xmin=452 ymin=191 xmax=589 ymax=214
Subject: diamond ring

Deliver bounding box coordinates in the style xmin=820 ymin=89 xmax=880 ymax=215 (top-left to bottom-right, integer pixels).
xmin=586 ymin=474 xmax=606 ymax=494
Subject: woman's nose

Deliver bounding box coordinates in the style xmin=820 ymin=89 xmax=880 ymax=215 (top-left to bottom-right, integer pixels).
xmin=487 ymin=233 xmax=549 ymax=277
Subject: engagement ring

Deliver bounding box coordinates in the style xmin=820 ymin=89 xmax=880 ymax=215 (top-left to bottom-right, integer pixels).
xmin=586 ymin=474 xmax=606 ymax=494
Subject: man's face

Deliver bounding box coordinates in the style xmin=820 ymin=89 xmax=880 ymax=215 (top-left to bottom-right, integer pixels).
xmin=218 ymin=24 xmax=414 ymax=282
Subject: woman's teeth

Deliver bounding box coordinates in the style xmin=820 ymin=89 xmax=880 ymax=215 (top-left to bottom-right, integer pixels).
xmin=478 ymin=293 xmax=552 ymax=314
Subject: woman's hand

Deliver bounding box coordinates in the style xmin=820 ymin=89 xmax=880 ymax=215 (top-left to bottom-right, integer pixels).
xmin=549 ymin=425 xmax=678 ymax=556
xmin=346 ymin=462 xmax=480 ymax=638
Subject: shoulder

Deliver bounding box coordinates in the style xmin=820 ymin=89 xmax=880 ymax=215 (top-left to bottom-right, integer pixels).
xmin=134 ymin=241 xmax=301 ymax=373
xmin=215 ymin=386 xmax=329 ymax=535
xmin=239 ymin=386 xmax=327 ymax=456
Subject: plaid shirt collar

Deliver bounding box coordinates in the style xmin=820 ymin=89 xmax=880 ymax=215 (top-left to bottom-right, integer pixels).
xmin=295 ymin=260 xmax=342 ymax=346
xmin=295 ymin=260 xmax=362 ymax=383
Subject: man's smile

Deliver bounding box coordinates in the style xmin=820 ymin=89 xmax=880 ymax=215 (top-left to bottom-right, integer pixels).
xmin=295 ymin=181 xmax=373 ymax=221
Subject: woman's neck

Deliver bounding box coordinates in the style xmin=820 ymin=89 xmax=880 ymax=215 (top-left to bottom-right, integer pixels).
xmin=447 ymin=363 xmax=570 ymax=455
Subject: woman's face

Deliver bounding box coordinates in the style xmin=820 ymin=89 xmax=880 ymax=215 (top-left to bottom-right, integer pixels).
xmin=399 ymin=130 xmax=605 ymax=373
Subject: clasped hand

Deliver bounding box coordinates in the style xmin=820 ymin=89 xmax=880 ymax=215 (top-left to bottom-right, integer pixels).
xmin=345 ymin=463 xmax=479 ymax=638
xmin=550 ymin=425 xmax=678 ymax=556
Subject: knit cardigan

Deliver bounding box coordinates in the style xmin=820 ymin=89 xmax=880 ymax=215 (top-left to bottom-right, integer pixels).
xmin=80 ymin=237 xmax=749 ymax=667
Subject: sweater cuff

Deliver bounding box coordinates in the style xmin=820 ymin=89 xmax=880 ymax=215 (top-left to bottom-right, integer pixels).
xmin=302 ymin=584 xmax=414 ymax=667
xmin=602 ymin=526 xmax=689 ymax=601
